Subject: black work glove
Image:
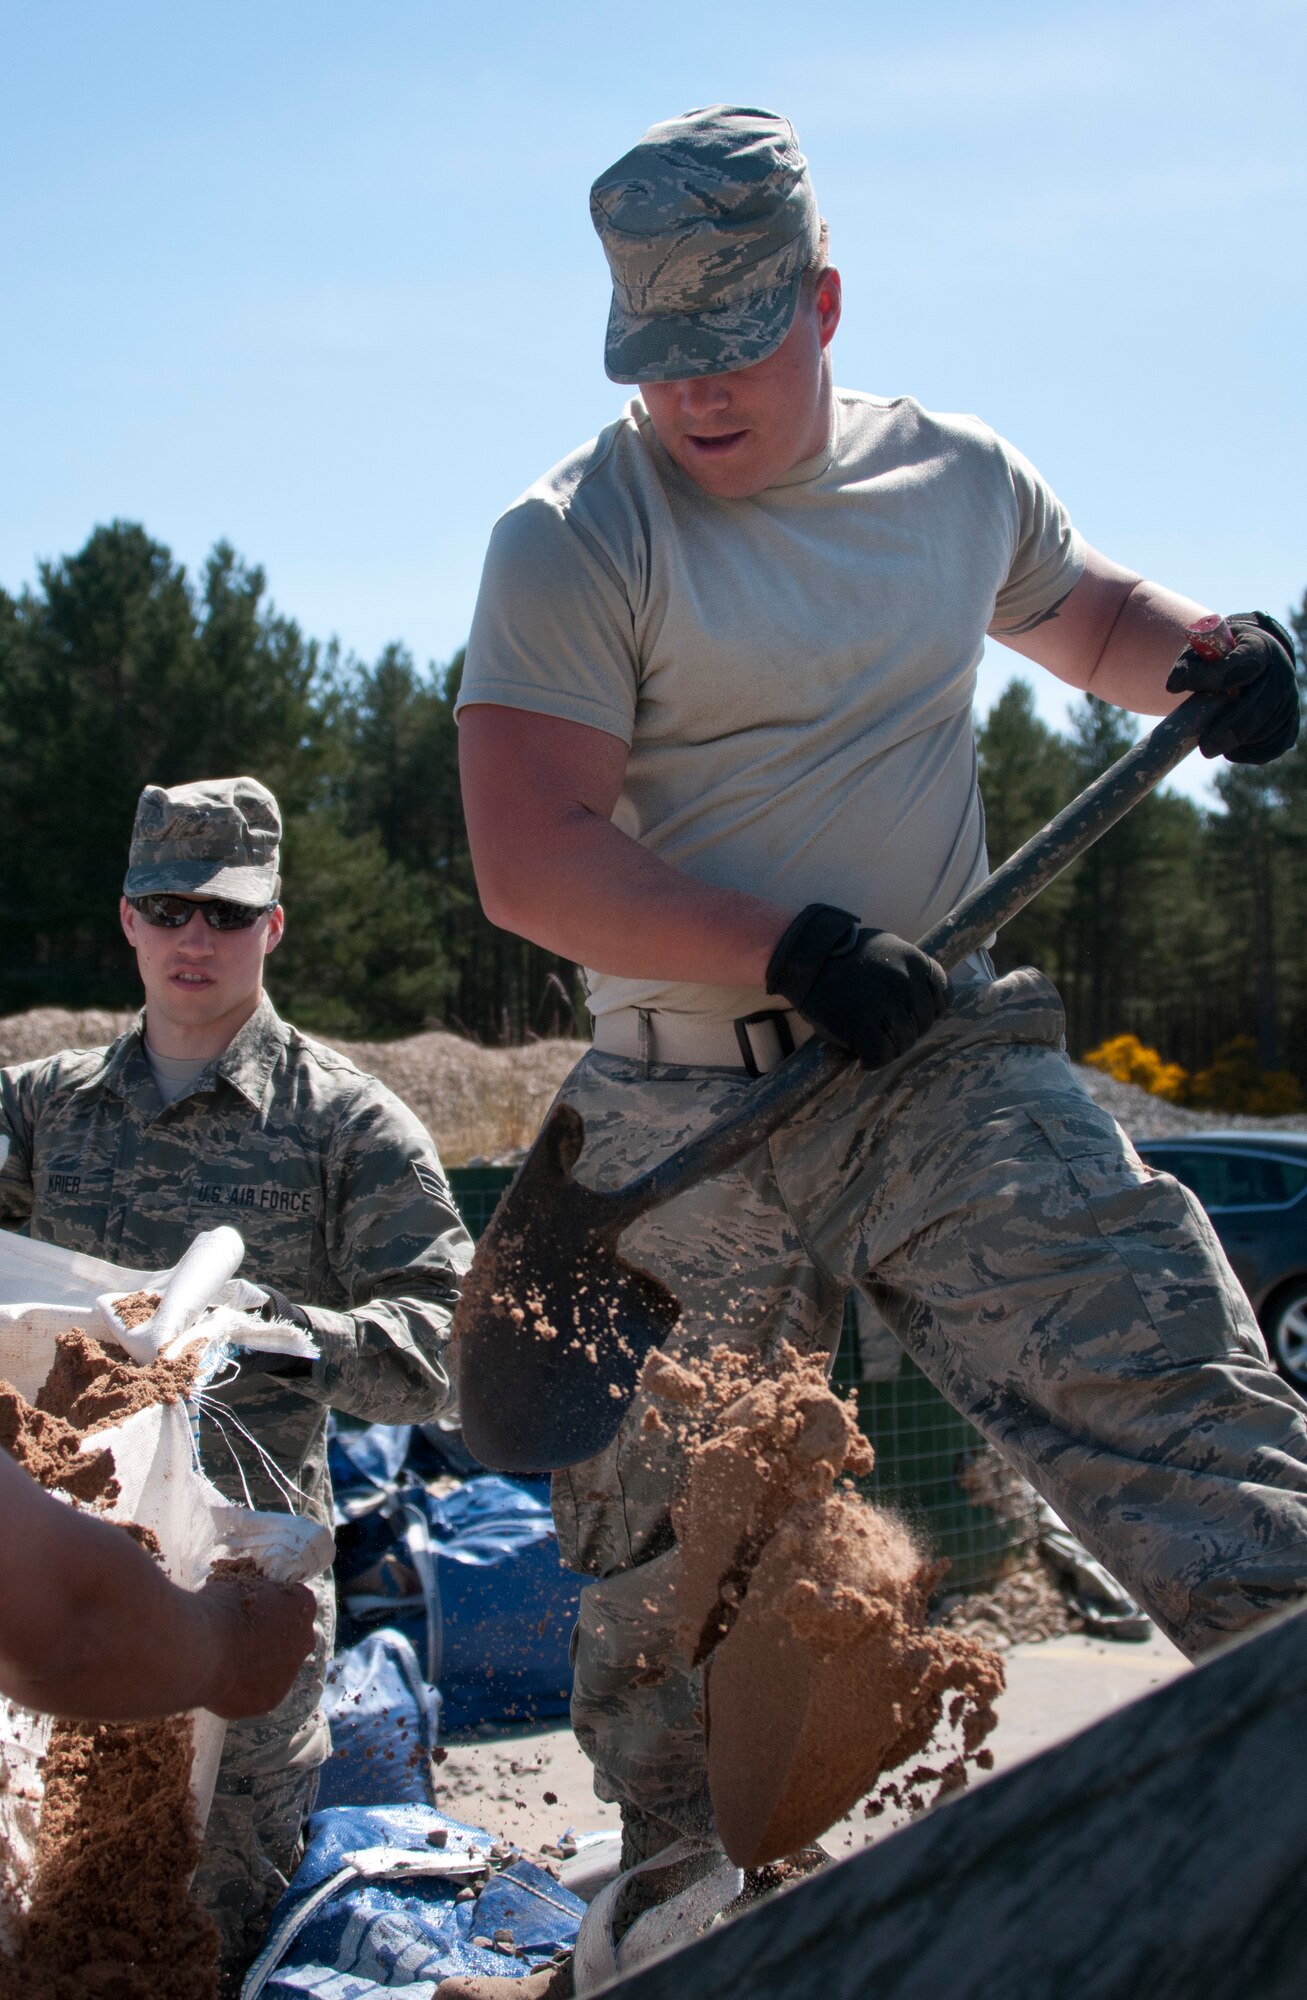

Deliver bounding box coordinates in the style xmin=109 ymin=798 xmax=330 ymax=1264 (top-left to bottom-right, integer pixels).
xmin=765 ymin=904 xmax=950 ymax=1069
xmin=243 ymin=1287 xmax=316 ymax=1378
xmin=1165 ymin=612 xmax=1299 ymax=765
xmin=258 ymin=1286 xmax=315 ymax=1332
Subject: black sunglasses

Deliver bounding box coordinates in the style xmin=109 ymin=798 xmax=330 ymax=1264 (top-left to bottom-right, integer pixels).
xmin=128 ymin=894 xmax=276 ymax=932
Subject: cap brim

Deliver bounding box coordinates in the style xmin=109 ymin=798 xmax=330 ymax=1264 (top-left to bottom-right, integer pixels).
xmin=603 ymin=269 xmax=804 ymax=384
xmin=122 ymin=862 xmax=280 ymax=905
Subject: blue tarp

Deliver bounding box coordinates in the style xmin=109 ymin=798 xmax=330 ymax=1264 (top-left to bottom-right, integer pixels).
xmin=330 ymin=1424 xmax=582 ymax=1734
xmin=422 ymin=1476 xmax=579 ymax=1731
xmin=328 ymin=1421 xmax=414 ymax=1519
xmin=318 ymin=1630 xmax=441 ymax=1811
xmin=241 ymin=1804 xmax=585 ymax=1999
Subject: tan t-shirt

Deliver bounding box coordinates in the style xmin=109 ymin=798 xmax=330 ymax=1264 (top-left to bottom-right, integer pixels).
xmin=458 ymin=390 xmax=1085 ymax=1022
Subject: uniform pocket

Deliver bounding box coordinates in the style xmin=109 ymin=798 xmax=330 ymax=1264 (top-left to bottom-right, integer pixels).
xmin=1023 ymin=1100 xmax=1247 ymax=1366
xmin=188 ymin=1171 xmax=319 ymax=1292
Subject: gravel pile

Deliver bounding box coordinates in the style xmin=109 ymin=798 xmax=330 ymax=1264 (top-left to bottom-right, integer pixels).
xmin=933 ymin=1564 xmax=1083 ymax=1650
xmin=0 ymin=1008 xmax=580 ymax=1167
xmin=3 ymin=1009 xmax=1302 ymax=1165
xmin=1071 ymin=1063 xmax=1307 ymax=1141
xmin=0 ymin=1010 xmax=137 ymax=1065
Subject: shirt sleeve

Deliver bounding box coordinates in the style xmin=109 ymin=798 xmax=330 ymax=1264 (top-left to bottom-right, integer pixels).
xmin=456 ymin=494 xmax=641 ymax=744
xmin=987 ymin=436 xmax=1087 ymax=637
xmin=292 ymin=1082 xmax=474 ymax=1427
xmin=0 ymin=1063 xmax=38 ymax=1233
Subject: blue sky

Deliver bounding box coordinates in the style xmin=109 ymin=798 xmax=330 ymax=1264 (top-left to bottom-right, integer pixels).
xmin=2 ymin=0 xmax=1304 ymax=804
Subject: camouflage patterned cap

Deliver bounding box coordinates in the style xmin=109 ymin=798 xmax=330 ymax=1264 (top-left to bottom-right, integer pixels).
xmin=123 ymin=777 xmax=282 ymax=905
xmin=590 ymin=105 xmax=821 ymax=385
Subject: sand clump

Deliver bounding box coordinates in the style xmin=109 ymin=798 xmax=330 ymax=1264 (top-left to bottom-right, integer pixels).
xmin=34 ymin=1328 xmax=197 ymax=1433
xmin=110 ymin=1291 xmax=161 ymax=1332
xmin=0 ymin=1387 xmax=120 ymax=1507
xmin=0 ymin=1329 xmax=218 ymax=1998
xmin=643 ymin=1342 xmax=1005 ymax=1869
xmin=0 ymin=1329 xmax=199 ymax=1514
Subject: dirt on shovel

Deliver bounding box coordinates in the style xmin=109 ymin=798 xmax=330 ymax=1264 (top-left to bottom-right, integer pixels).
xmin=649 ymin=1343 xmax=1005 ymax=1869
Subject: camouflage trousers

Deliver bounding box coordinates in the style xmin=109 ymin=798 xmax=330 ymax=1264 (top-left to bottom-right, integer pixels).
xmin=552 ymin=968 xmax=1307 ymax=1839
xmin=192 ymin=1577 xmax=333 ymax=1986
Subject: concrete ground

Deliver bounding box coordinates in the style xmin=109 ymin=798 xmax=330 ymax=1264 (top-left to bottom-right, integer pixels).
xmin=431 ymin=1626 xmax=1189 ymax=1866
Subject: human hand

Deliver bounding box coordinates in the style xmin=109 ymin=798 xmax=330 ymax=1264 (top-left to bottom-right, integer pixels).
xmin=766 ymin=904 xmax=950 ymax=1068
xmin=195 ymin=1573 xmax=316 ymax=1720
xmin=1166 ymin=612 xmax=1299 ymax=765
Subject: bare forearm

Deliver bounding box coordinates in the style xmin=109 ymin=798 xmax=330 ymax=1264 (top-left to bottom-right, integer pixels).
xmin=997 ymin=551 xmax=1211 ymax=717
xmin=1082 ymin=578 xmax=1212 ymax=712
xmin=488 ymin=807 xmax=789 ymax=983
xmin=461 ymin=704 xmax=793 ymax=983
xmin=0 ymin=1512 xmax=221 ymax=1719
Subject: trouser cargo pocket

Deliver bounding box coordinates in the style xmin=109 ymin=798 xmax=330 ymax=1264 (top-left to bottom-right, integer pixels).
xmin=1023 ymin=1101 xmax=1257 ymax=1367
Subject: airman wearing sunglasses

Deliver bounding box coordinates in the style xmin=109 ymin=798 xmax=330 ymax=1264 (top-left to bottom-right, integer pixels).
xmin=0 ymin=774 xmax=473 ymax=1989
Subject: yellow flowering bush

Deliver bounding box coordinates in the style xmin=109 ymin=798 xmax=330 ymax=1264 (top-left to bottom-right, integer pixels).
xmin=1084 ymin=1031 xmax=1303 ymax=1115
xmin=1082 ymin=1033 xmax=1190 ymax=1103
xmin=1183 ymin=1037 xmax=1304 ymax=1117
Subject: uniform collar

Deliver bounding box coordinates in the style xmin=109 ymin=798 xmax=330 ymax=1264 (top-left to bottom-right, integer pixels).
xmin=96 ymin=995 xmax=289 ymax=1113
xmin=211 ymin=995 xmax=289 ymax=1110
xmin=94 ymin=1016 xmax=151 ymax=1100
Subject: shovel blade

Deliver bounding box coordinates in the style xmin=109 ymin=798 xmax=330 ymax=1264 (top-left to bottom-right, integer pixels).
xmin=453 ymin=1102 xmax=682 ymax=1474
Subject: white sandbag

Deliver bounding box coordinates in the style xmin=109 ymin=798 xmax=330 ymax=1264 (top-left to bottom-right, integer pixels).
xmin=0 ymin=1232 xmax=161 ymax=1314
xmin=0 ymin=1391 xmax=233 ymax=1943
xmin=94 ymin=1225 xmax=318 ymax=1365
xmin=0 ymin=1705 xmax=48 ymax=1952
xmin=0 ymin=1227 xmax=333 ymax=1945
xmin=210 ymin=1506 xmax=336 ymax=1585
xmin=96 ymin=1225 xmax=246 ymax=1362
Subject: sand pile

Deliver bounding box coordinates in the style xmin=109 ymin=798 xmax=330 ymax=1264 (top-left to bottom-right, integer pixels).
xmin=1074 ymin=1061 xmax=1307 ymax=1138
xmin=10 ymin=1004 xmax=1307 ymax=1159
xmin=326 ymin=1030 xmax=581 ymax=1165
xmin=0 ymin=1330 xmax=218 ymax=1999
xmin=0 ymin=1010 xmax=136 ymax=1067
xmin=435 ymin=1968 xmax=573 ymax=2000
xmin=4 ymin=1716 xmax=218 ymax=2000
xmin=642 ymin=1343 xmax=1005 ymax=1869
xmin=0 ymin=1327 xmax=197 ymax=1517
xmin=0 ymin=1007 xmax=582 ymax=1165
xmin=935 ymin=1563 xmax=1082 ymax=1649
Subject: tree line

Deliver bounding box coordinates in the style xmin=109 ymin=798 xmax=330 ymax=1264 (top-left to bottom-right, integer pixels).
xmin=0 ymin=521 xmax=580 ymax=1041
xmin=979 ymin=625 xmax=1307 ymax=1091
xmin=2 ymin=521 xmax=1305 ymax=1085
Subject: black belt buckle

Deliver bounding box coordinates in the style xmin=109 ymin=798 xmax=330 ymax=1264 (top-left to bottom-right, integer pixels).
xmin=734 ymin=1009 xmax=796 ymax=1079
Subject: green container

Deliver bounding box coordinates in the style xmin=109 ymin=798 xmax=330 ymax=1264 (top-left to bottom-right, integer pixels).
xmin=829 ymin=1314 xmax=1036 ymax=1591
xmin=447 ymin=1163 xmax=519 ymax=1241
xmin=447 ymin=1166 xmax=1032 ymax=1591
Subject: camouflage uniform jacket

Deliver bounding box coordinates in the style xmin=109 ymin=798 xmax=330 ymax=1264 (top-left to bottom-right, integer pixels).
xmin=0 ymin=996 xmax=471 ymax=1765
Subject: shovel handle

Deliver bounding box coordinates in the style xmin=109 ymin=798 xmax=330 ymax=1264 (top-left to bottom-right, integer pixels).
xmin=604 ymin=683 xmax=1228 ymax=1227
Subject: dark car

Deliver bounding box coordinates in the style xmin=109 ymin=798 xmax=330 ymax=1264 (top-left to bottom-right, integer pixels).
xmin=1135 ymin=1132 xmax=1307 ymax=1389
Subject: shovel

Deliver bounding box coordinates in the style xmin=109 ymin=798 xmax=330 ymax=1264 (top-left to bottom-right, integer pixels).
xmin=456 ymin=665 xmax=1232 ymax=1475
